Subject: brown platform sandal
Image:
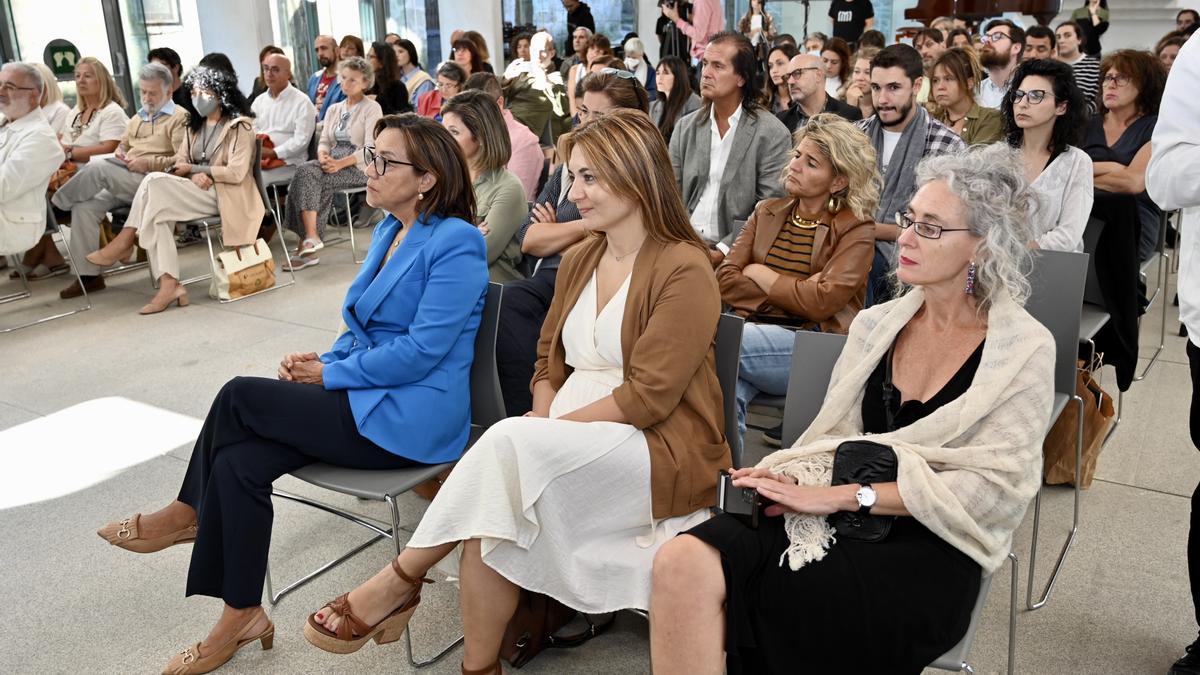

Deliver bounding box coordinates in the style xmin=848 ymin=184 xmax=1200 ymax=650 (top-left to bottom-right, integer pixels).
xmin=160 ymin=607 xmax=274 ymax=675
xmin=462 ymin=661 xmax=503 ymax=674
xmin=303 ymin=558 xmax=432 ymax=654
xmin=96 ymin=513 xmax=197 ymax=553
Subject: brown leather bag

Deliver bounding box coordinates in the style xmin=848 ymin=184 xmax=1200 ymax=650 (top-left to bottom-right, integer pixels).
xmin=499 ymin=591 xmax=614 ymax=668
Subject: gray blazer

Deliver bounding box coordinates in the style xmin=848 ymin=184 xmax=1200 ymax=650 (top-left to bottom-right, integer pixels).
xmin=669 ymin=103 xmax=792 ymax=244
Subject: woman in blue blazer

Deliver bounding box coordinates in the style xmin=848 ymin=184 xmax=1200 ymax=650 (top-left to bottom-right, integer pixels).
xmin=95 ymin=114 xmax=488 ymax=675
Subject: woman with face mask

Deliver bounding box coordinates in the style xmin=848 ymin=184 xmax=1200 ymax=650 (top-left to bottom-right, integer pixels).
xmin=86 ymin=66 xmax=263 ymax=314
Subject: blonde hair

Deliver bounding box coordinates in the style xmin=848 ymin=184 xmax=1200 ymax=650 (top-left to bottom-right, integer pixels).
xmin=557 ymin=109 xmax=706 ymax=251
xmin=75 ymin=56 xmax=125 ymax=110
xmin=32 ymin=63 xmax=63 ymax=107
xmin=785 ymin=113 xmax=881 ymax=222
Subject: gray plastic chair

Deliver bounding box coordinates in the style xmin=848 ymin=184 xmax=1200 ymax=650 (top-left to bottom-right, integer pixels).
xmin=715 ymin=314 xmax=746 ymax=468
xmin=266 ymin=283 xmax=504 ymax=668
xmin=1021 ymin=249 xmax=1089 ymax=612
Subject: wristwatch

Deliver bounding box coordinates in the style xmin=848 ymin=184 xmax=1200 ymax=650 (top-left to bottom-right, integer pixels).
xmin=855 ymin=484 xmax=878 ymax=514
xmin=65 ymin=146 xmax=74 ymax=161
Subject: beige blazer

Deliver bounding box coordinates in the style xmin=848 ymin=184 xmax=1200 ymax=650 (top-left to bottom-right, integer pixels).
xmin=319 ymin=98 xmax=383 ymax=172
xmin=172 ymin=116 xmax=264 ymax=247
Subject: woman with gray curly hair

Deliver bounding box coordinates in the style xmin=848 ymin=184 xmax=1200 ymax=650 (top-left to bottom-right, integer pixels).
xmin=651 ymin=142 xmax=1057 ymax=674
xmin=281 ymin=56 xmax=382 ymax=268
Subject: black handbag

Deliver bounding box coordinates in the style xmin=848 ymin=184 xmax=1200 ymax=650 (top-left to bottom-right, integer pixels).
xmin=828 ymin=440 xmax=898 ymax=542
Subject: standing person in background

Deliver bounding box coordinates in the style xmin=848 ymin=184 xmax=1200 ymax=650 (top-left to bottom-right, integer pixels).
xmin=662 ymin=0 xmax=723 ymax=66
xmin=367 ymin=41 xmax=412 ymax=115
xmin=339 ymin=35 xmax=365 ymax=60
xmin=308 ymin=35 xmax=346 ymax=121
xmin=652 ymin=55 xmax=702 ymax=143
xmin=1072 ymin=0 xmax=1109 ymax=58
xmin=763 ymin=44 xmax=800 ymax=114
xmin=822 ymin=37 xmax=853 ymax=98
xmin=738 ymin=0 xmax=777 ymax=61
xmin=563 ymin=0 xmax=596 ymax=57
xmin=1146 ymin=33 xmax=1200 ymax=675
xmin=388 ymin=36 xmax=435 ymax=110
xmin=828 ymin=0 xmax=875 ymax=45
xmin=657 ymin=2 xmax=693 ymax=63
xmin=977 ymin=19 xmax=1025 ymax=109
xmin=1055 ymin=21 xmax=1101 ymax=112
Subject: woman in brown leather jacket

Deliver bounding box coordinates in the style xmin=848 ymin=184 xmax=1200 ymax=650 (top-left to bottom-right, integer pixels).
xmin=718 ymin=113 xmax=880 ymax=443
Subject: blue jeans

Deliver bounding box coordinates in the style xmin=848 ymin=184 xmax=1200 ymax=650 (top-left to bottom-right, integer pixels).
xmin=735 ymin=322 xmax=799 ymax=439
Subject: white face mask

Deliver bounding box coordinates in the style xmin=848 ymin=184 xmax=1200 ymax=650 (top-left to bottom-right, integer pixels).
xmin=624 ymin=57 xmax=640 ymax=71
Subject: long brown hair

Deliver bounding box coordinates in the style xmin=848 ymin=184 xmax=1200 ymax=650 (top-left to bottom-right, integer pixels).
xmin=373 ymin=114 xmax=475 ymax=224
xmin=557 ymin=110 xmax=706 ymax=252
xmin=579 ymin=71 xmax=650 ymax=114
xmin=440 ymin=89 xmax=513 ymax=173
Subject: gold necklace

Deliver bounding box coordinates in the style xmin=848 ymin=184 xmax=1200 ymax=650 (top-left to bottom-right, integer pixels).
xmin=607 ymin=240 xmax=644 ymax=262
xmin=789 ymin=209 xmax=823 ymax=230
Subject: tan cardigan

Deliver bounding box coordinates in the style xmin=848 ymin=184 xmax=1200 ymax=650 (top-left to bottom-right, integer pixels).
xmin=319 ymin=97 xmax=383 ymax=172
xmin=172 ymin=116 xmax=264 ymax=247
xmin=122 ymin=107 xmax=190 ymax=173
xmin=718 ymin=198 xmax=875 ymax=334
xmin=532 ymin=236 xmax=732 ymax=519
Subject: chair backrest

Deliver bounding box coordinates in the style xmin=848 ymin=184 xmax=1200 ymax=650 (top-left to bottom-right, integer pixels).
xmin=782 ymin=331 xmax=847 ymax=448
xmin=472 ymin=283 xmax=507 ymax=426
xmin=306 ymin=127 xmax=320 ymax=160
xmin=252 ymin=139 xmax=270 ymax=212
xmin=1024 ymin=249 xmax=1088 ymax=396
xmin=714 ymin=314 xmax=745 ymax=468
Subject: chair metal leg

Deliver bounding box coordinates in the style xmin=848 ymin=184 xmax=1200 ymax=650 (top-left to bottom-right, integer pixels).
xmin=0 ymin=224 xmax=92 ymax=332
xmin=1026 ymin=393 xmax=1084 ymax=610
xmin=345 ymin=191 xmax=364 ymax=264
xmin=1134 ymin=248 xmax=1170 ymax=381
xmin=1007 ymin=552 xmax=1019 ymax=675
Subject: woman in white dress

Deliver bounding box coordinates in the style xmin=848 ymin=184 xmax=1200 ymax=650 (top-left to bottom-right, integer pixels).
xmin=303 ymin=110 xmax=731 ymax=675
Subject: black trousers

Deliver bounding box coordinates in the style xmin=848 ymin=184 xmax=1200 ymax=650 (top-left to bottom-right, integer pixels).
xmin=1189 ymin=340 xmax=1200 ymax=628
xmin=496 ymin=267 xmax=558 ymax=416
xmin=178 ymin=376 xmax=419 ymax=608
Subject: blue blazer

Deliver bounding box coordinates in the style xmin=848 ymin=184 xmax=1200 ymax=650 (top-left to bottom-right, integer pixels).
xmin=321 ymin=213 xmax=489 ymax=463
xmin=306 ymin=71 xmax=347 ymax=121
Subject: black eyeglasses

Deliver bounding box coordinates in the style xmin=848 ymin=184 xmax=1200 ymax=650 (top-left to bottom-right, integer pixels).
xmin=363 ymin=147 xmax=417 ymax=176
xmin=896 ymin=211 xmax=971 ymax=239
xmin=786 ymin=67 xmax=821 ymax=81
xmin=1102 ymin=73 xmax=1131 ymax=88
xmin=1012 ymin=89 xmax=1053 ymax=104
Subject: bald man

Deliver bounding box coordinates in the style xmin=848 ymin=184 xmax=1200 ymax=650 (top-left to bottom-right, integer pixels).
xmin=253 ymin=54 xmax=317 ymax=167
xmin=777 ymin=53 xmax=861 ymax=133
xmin=306 ymin=35 xmax=346 ymax=120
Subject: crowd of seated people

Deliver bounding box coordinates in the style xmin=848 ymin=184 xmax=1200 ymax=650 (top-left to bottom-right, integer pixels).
xmin=0 ymin=13 xmax=1190 ymax=674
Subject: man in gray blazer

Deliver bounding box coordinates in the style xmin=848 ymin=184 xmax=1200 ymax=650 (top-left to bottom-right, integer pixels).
xmin=669 ymin=31 xmax=791 ymax=265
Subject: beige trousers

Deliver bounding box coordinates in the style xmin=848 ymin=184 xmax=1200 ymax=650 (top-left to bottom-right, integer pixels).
xmin=126 ymin=173 xmax=219 ymax=280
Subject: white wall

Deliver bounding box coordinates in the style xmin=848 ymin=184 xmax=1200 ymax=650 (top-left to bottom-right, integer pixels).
xmin=437 ymin=0 xmax=503 ymax=69
xmin=195 ymin=0 xmax=273 ymax=93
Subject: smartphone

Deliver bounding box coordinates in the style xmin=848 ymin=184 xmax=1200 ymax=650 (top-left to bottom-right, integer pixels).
xmin=717 ymin=471 xmax=774 ymax=528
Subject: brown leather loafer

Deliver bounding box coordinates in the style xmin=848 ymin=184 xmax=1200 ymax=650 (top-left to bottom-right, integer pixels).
xmin=96 ymin=513 xmax=197 ymax=553
xmin=60 ymin=276 xmax=105 ymax=299
xmin=161 ymin=608 xmax=274 ymax=675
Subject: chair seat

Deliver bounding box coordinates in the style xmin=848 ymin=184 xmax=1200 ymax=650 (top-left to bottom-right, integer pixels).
xmin=263 ymin=166 xmax=298 ymax=188
xmin=749 ymin=394 xmax=787 ymax=411
xmin=289 ymin=426 xmax=484 ymax=500
xmin=929 ymin=572 xmax=994 ymax=670
xmin=1079 ymin=303 xmax=1110 ymax=342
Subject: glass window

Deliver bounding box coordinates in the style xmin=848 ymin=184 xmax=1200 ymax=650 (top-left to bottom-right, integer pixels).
xmin=502 ymin=0 xmax=635 ymax=63
xmin=270 ymin=0 xmax=381 ymax=85
xmin=384 ymin=0 xmax=441 ymax=71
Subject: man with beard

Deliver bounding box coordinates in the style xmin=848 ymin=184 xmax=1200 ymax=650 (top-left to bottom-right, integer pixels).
xmin=306 ymin=35 xmax=346 ymax=121
xmin=777 ymin=52 xmax=862 ymax=133
xmin=669 ymin=31 xmax=791 ymax=264
xmin=977 ymin=19 xmax=1025 ymax=109
xmin=1055 ymin=21 xmax=1100 ymax=111
xmin=855 ymin=44 xmax=965 ymax=304
xmin=0 ymin=62 xmax=66 ymax=264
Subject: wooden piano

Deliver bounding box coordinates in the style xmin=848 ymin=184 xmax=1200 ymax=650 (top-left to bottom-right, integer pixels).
xmin=903 ymin=0 xmax=1064 ymax=29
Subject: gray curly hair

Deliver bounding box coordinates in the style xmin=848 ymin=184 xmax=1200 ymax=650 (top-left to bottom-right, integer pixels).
xmin=896 ymin=143 xmax=1038 ymax=311
xmin=338 ymin=56 xmax=375 ymax=90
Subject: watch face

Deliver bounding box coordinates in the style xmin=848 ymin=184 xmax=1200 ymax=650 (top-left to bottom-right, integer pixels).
xmin=857 ymin=485 xmax=877 ymax=508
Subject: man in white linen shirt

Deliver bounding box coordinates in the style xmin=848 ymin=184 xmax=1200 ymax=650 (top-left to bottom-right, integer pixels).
xmin=977 ymin=19 xmax=1025 ymax=109
xmin=0 ymin=63 xmax=65 ymax=263
xmin=1147 ymin=34 xmax=1200 ymax=675
xmin=252 ymin=54 xmax=316 ymax=167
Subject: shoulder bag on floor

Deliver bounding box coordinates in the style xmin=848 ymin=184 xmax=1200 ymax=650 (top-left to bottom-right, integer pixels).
xmin=209 ymin=238 xmax=276 ymax=301
xmin=500 ymin=591 xmax=615 ymax=668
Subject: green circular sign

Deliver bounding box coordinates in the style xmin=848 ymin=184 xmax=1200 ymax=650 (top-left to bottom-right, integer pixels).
xmin=43 ymin=39 xmax=82 ymax=80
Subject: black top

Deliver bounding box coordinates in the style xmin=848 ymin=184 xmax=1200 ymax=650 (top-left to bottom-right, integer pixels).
xmin=862 ymin=339 xmax=986 ymax=433
xmin=828 ymin=0 xmax=875 ymax=43
xmin=371 ymin=79 xmax=412 ymax=115
xmin=565 ymin=2 xmax=596 ymax=56
xmin=776 ymin=95 xmax=863 ymax=133
xmin=1081 ymin=113 xmax=1161 ymax=261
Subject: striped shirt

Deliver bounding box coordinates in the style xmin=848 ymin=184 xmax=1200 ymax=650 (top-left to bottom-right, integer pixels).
xmin=764 ymin=220 xmax=817 ymax=278
xmin=1069 ymin=54 xmax=1101 ymax=111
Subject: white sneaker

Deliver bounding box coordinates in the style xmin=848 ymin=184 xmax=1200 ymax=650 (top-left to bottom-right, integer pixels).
xmin=283 ymin=256 xmax=319 ymax=271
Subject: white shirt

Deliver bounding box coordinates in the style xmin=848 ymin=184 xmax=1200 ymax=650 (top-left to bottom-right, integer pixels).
xmin=42 ymin=100 xmax=72 ymax=138
xmin=251 ymin=84 xmax=317 ymax=166
xmin=65 ymin=101 xmax=128 ymax=147
xmin=977 ymin=74 xmax=1009 ymax=109
xmin=1028 ymin=146 xmax=1093 ymax=252
xmin=825 ymin=76 xmax=842 ymax=98
xmin=880 ymin=129 xmax=902 ymax=175
xmin=0 ymin=108 xmax=65 ymax=254
xmin=690 ymin=104 xmax=743 ymax=242
xmin=1148 ymin=36 xmax=1200 ymax=344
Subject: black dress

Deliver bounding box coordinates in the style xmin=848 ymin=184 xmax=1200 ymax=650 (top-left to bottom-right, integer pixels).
xmin=685 ymin=340 xmax=986 ymax=674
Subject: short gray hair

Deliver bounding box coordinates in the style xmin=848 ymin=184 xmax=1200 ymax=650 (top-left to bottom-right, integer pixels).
xmin=623 ymin=37 xmax=645 ymax=58
xmin=338 ymin=56 xmax=375 ymax=90
xmin=139 ymin=61 xmax=174 ymax=94
xmin=906 ymin=143 xmax=1037 ymax=310
xmin=3 ymin=62 xmax=43 ymax=96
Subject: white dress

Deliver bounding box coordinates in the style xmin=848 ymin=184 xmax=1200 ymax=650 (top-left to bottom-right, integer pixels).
xmin=407 ymin=271 xmax=711 ymax=613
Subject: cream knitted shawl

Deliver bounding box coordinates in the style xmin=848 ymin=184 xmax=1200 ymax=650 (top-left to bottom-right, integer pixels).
xmin=760 ymin=288 xmax=1056 ymax=574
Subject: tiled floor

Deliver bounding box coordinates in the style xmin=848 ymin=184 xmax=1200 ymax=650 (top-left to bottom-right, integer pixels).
xmin=1 ymin=232 xmax=1195 ymax=674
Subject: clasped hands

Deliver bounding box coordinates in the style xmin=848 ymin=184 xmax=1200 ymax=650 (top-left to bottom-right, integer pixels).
xmin=278 ymin=351 xmax=325 ymax=385
xmin=318 ymin=152 xmax=351 ymax=174
xmin=728 ymin=467 xmax=853 ymax=517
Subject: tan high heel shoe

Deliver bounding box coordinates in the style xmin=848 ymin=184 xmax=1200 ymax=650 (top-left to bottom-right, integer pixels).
xmin=96 ymin=513 xmax=197 ymax=553
xmin=161 ymin=608 xmax=274 ymax=675
xmin=140 ymin=287 xmax=189 ymax=315
xmin=86 ymin=242 xmax=135 ymax=268
xmin=304 ymin=558 xmax=432 ymax=654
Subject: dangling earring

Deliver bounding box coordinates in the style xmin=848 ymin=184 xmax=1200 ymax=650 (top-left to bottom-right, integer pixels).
xmin=827 ymin=189 xmax=846 ymax=214
xmin=417 ymin=191 xmax=424 ymax=201
xmin=964 ymin=260 xmax=977 ymax=295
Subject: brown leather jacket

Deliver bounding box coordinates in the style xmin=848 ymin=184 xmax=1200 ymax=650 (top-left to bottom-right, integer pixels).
xmin=718 ymin=197 xmax=875 ymax=334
